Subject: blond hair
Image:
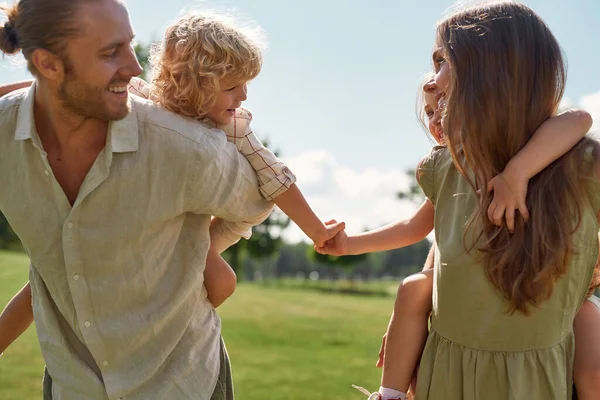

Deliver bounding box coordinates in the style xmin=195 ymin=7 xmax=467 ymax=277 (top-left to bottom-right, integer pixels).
xmin=150 ymin=11 xmax=265 ymax=119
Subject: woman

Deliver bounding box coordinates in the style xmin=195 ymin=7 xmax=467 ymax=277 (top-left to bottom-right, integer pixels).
xmin=415 ymin=2 xmax=600 ymax=399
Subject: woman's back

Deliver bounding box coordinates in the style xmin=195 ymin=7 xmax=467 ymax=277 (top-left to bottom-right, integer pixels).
xmin=415 ymin=146 xmax=600 ymax=399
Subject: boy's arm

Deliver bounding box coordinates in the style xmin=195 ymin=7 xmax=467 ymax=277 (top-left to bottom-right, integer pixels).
xmin=0 ymin=80 xmax=33 ymax=98
xmin=274 ymin=184 xmax=344 ymax=247
xmin=316 ymin=200 xmax=434 ymax=256
xmin=218 ymin=109 xmax=344 ymax=247
xmin=489 ymin=109 xmax=593 ymax=232
xmin=0 ymin=282 xmax=34 ymax=355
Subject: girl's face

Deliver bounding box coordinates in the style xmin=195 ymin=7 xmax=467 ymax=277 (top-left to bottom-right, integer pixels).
xmin=206 ymin=78 xmax=248 ymax=125
xmin=424 ymin=41 xmax=450 ymax=113
xmin=423 ymin=90 xmax=444 ymax=145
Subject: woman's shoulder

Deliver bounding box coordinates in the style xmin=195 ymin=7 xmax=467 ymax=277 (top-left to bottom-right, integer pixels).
xmin=418 ymin=145 xmax=451 ymax=172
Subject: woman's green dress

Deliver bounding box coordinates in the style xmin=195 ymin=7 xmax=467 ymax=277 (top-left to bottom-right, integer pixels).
xmin=415 ymin=146 xmax=600 ymax=400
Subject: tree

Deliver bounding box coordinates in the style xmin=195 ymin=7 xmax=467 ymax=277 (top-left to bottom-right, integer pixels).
xmin=224 ymin=208 xmax=290 ymax=275
xmin=134 ymin=42 xmax=151 ymax=81
xmin=397 ymin=168 xmax=423 ymax=202
xmin=308 ymin=250 xmax=367 ymax=278
xmin=223 ymin=140 xmax=291 ymax=275
xmin=0 ymin=213 xmax=21 ymax=250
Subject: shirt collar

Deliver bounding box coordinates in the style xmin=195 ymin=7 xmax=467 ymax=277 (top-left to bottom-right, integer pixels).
xmin=14 ymin=81 xmax=139 ymax=153
xmin=109 ymin=98 xmax=139 ymax=153
xmin=14 ymin=80 xmax=37 ymax=142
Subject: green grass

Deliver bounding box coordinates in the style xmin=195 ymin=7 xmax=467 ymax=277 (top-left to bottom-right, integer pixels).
xmin=0 ymin=251 xmax=394 ymax=400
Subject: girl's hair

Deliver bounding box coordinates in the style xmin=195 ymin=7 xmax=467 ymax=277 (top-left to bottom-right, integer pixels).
xmin=415 ymin=71 xmax=436 ymax=142
xmin=438 ymin=1 xmax=599 ymax=314
xmin=150 ymin=11 xmax=265 ymax=119
xmin=0 ymin=0 xmax=92 ymax=75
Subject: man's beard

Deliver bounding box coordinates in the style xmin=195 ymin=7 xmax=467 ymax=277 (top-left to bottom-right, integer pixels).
xmin=58 ymin=64 xmax=131 ymax=122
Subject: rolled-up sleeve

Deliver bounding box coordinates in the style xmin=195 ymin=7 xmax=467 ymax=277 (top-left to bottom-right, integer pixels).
xmin=220 ymin=108 xmax=297 ymax=201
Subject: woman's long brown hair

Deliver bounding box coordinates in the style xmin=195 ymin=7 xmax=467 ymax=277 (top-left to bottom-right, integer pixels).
xmin=438 ymin=1 xmax=598 ymax=314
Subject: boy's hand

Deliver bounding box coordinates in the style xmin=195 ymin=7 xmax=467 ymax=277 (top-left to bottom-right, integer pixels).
xmin=314 ymin=220 xmax=348 ymax=255
xmin=310 ymin=220 xmax=345 ymax=248
xmin=486 ymin=168 xmax=530 ymax=233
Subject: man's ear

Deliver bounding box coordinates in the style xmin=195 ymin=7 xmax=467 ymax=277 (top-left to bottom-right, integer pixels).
xmin=30 ymin=48 xmax=66 ymax=82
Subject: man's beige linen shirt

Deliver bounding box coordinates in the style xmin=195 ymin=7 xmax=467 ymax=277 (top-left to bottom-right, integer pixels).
xmin=0 ymin=84 xmax=273 ymax=399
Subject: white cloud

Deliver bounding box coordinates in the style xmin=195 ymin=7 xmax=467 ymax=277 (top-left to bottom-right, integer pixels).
xmin=580 ymin=91 xmax=600 ymax=133
xmin=279 ymin=149 xmax=420 ymax=243
xmin=275 ymin=90 xmax=600 ymax=244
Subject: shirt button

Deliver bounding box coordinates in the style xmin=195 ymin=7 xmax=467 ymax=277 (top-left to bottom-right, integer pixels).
xmin=84 ymin=321 xmax=91 ymax=328
xmin=73 ymin=274 xmax=80 ymax=281
xmin=67 ymin=222 xmax=74 ymax=229
xmin=102 ymin=360 xmax=109 ymax=366
xmin=44 ymin=170 xmax=49 ymax=176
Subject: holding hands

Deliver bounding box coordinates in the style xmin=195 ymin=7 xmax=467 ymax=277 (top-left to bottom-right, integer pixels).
xmin=314 ymin=219 xmax=349 ymax=255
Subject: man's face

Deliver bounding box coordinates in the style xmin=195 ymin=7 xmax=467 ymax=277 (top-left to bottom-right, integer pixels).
xmin=58 ymin=0 xmax=143 ymax=121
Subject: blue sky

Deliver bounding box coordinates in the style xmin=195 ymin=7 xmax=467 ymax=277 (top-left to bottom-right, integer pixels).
xmin=1 ymin=0 xmax=599 ymax=241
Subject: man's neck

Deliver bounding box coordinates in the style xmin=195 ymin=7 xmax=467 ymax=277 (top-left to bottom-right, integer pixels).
xmin=33 ymin=82 xmax=108 ymax=152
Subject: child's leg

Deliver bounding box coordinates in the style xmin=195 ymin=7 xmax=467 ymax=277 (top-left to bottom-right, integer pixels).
xmin=204 ymin=248 xmax=237 ymax=308
xmin=573 ymin=296 xmax=600 ymax=400
xmin=0 ymin=282 xmax=34 ymax=354
xmin=381 ymin=269 xmax=433 ymax=393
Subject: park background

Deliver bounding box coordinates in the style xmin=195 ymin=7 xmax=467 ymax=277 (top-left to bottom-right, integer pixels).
xmin=1 ymin=0 xmax=599 ymax=398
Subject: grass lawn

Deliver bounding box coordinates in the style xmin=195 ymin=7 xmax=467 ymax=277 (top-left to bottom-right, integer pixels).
xmin=0 ymin=251 xmax=396 ymax=400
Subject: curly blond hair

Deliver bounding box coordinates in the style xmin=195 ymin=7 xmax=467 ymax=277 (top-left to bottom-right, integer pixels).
xmin=150 ymin=11 xmax=264 ymax=119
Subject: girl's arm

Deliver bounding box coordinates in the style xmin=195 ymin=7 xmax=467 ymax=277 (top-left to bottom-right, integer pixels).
xmin=0 ymin=80 xmax=33 ymax=97
xmin=0 ymin=282 xmax=34 ymax=354
xmin=316 ymin=200 xmax=434 ymax=256
xmin=488 ymin=109 xmax=593 ymax=232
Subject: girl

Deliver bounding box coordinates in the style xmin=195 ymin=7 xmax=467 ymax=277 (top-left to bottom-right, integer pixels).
xmin=322 ymin=68 xmax=597 ymax=399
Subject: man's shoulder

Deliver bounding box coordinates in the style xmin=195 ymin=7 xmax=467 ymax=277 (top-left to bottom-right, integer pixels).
xmin=131 ymin=96 xmax=222 ymax=147
xmin=0 ymin=87 xmax=28 ymax=114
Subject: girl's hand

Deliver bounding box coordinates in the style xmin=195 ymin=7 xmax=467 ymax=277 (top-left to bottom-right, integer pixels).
xmin=314 ymin=220 xmax=349 ymax=256
xmin=486 ymin=168 xmax=530 ymax=233
xmin=376 ymin=333 xmax=387 ymax=368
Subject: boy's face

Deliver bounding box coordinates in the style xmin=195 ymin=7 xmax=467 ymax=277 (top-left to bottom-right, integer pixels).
xmin=206 ymin=78 xmax=248 ymax=126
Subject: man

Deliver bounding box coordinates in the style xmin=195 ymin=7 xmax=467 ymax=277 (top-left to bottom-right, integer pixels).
xmin=0 ymin=0 xmax=273 ymax=398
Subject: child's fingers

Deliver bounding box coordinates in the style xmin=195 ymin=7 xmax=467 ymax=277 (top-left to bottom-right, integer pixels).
xmin=492 ymin=205 xmax=505 ymax=227
xmin=325 ymin=221 xmax=346 ymax=237
xmin=505 ymin=207 xmax=516 ymax=233
xmin=518 ymin=202 xmax=530 ymax=222
xmin=488 ymin=202 xmax=497 ymax=224
xmin=376 ymin=334 xmax=386 ymax=368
